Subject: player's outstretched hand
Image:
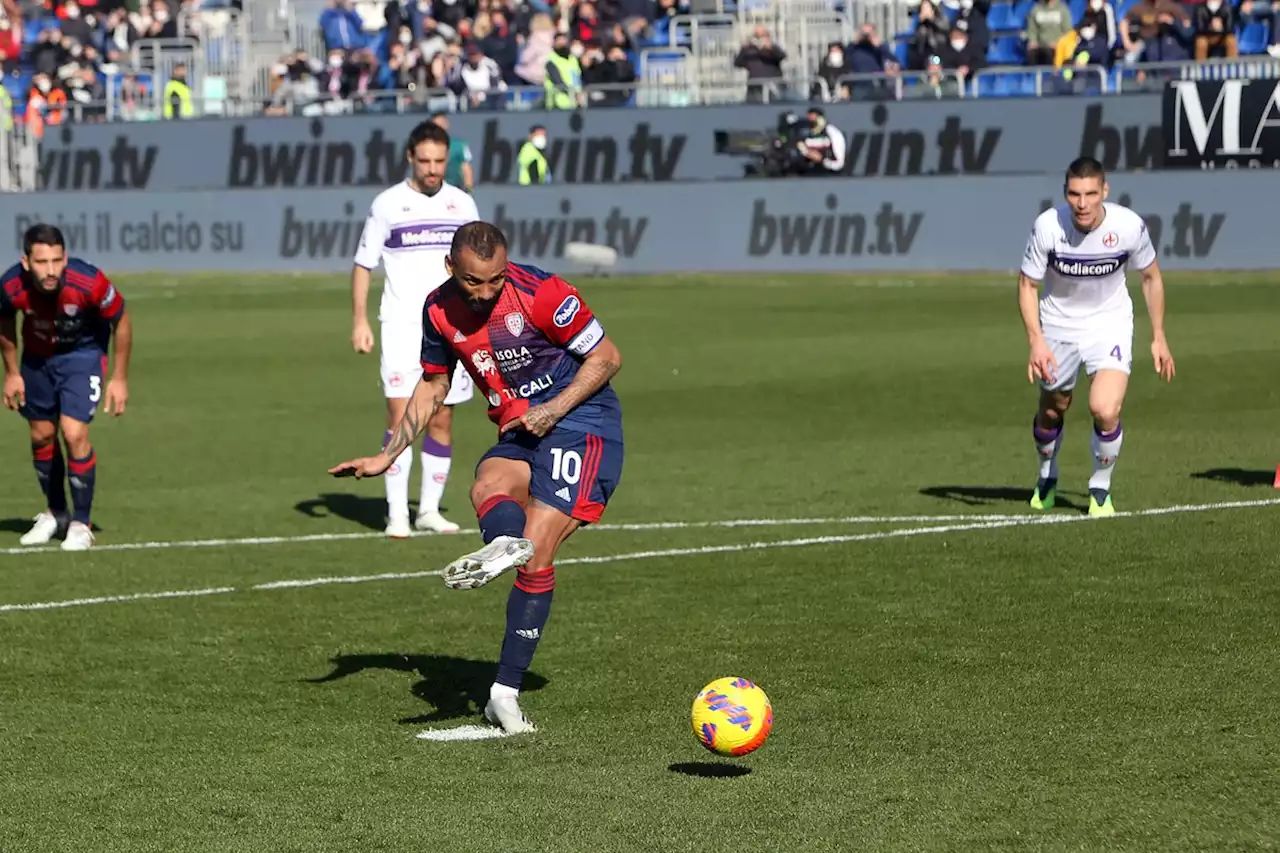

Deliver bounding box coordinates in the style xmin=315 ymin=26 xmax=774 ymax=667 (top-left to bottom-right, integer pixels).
xmin=352 ymin=320 xmax=375 ymax=354
xmin=104 ymin=378 xmax=128 ymax=416
xmin=1151 ymin=338 xmax=1176 ymax=383
xmin=501 ymin=403 xmax=561 ymax=438
xmin=1027 ymin=340 xmax=1058 ymax=386
xmin=329 ymin=453 xmax=393 ymax=479
xmin=2 ymin=375 xmax=24 ymax=411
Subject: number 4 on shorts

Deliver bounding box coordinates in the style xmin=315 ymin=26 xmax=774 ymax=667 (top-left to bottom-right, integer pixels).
xmin=1110 ymin=345 xmax=1122 ymax=361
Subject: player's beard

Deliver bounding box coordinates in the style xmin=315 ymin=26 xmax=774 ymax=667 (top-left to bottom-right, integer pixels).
xmin=463 ymin=294 xmax=499 ymax=315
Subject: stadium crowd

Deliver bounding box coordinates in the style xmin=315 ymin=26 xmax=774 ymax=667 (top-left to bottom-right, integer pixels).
xmin=1 ymin=0 xmax=1278 ymax=125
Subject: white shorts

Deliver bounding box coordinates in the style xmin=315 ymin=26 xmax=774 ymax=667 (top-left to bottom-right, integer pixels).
xmin=1040 ymin=323 xmax=1133 ymax=392
xmin=380 ymin=321 xmax=474 ymax=405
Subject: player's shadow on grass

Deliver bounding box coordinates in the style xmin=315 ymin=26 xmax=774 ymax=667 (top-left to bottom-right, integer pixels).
xmin=0 ymin=517 xmax=103 ymax=535
xmin=295 ymin=493 xmax=396 ymax=532
xmin=668 ymin=762 xmax=751 ymax=779
xmin=1191 ymin=468 xmax=1277 ymax=488
xmin=919 ymin=485 xmax=1087 ymax=512
xmin=305 ymin=653 xmax=547 ymax=724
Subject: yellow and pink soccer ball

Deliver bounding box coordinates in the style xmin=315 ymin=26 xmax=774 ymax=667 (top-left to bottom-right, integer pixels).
xmin=690 ymin=677 xmax=773 ymax=757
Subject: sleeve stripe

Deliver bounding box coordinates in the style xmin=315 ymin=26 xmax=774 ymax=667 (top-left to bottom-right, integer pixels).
xmin=421 ymin=361 xmax=449 ymax=374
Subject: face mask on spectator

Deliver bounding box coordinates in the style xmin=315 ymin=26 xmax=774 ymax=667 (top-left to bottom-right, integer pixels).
xmin=155 ymin=10 xmax=168 ymax=22
xmin=37 ymin=78 xmax=51 ymax=93
xmin=532 ymin=134 xmax=547 ymax=150
xmin=1090 ymin=0 xmax=1103 ymax=9
xmin=950 ymin=37 xmax=966 ymax=49
xmin=400 ymin=32 xmax=413 ymax=45
xmin=1080 ymin=25 xmax=1097 ymax=39
xmin=827 ymin=50 xmax=843 ymax=67
xmin=71 ymin=44 xmax=83 ymax=56
xmin=960 ymin=0 xmax=973 ymax=9
xmin=570 ymin=43 xmax=584 ymax=57
xmin=65 ymin=3 xmax=80 ymax=18
xmin=1206 ymin=0 xmax=1221 ymax=9
xmin=329 ymin=54 xmax=344 ymax=67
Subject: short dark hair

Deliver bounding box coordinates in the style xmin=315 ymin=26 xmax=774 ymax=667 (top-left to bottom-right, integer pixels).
xmin=450 ymin=221 xmax=508 ymax=261
xmin=23 ymin=224 xmax=65 ymax=256
xmin=405 ymin=120 xmax=451 ymax=155
xmin=1065 ymin=156 xmax=1106 ymax=185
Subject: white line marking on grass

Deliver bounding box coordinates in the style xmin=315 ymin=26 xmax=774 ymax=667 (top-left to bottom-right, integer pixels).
xmin=415 ymin=725 xmax=517 ymax=742
xmin=1 ymin=497 xmax=1276 ymax=615
xmin=0 ymin=513 xmax=1028 ymax=557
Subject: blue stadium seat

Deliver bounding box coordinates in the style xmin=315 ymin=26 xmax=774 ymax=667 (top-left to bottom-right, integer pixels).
xmin=988 ymin=34 xmax=1025 ymax=63
xmin=986 ymin=2 xmax=1018 ymax=30
xmin=1012 ymin=0 xmax=1035 ymax=27
xmin=1238 ymin=21 xmax=1271 ymax=54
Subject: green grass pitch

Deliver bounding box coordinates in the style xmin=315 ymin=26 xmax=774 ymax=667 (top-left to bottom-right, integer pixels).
xmin=2 ymin=271 xmax=1279 ymax=852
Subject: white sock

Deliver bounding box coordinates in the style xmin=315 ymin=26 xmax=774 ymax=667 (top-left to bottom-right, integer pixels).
xmin=418 ymin=446 xmax=452 ymax=516
xmin=1033 ymin=419 xmax=1064 ymax=482
xmin=1089 ymin=422 xmax=1123 ymax=494
xmin=490 ymin=682 xmax=519 ymax=700
xmin=385 ymin=445 xmax=413 ymax=519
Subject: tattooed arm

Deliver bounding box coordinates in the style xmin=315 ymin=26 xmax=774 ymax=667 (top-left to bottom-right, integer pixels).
xmin=329 ymin=372 xmax=451 ymax=478
xmin=507 ymin=337 xmax=622 ymax=437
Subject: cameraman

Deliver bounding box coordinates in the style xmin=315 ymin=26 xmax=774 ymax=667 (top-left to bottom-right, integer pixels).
xmin=795 ymin=107 xmax=846 ymax=176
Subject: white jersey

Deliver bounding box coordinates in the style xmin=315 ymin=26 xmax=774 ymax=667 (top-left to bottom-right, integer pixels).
xmin=353 ymin=180 xmax=479 ymax=326
xmin=1020 ymin=202 xmax=1156 ymax=337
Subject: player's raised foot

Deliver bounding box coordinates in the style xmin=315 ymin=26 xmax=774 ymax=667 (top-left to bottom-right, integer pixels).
xmin=60 ymin=522 xmax=95 ymax=551
xmin=1088 ymin=490 xmax=1116 ymax=518
xmin=414 ymin=509 xmax=460 ymax=534
xmin=442 ymin=536 xmax=535 ymax=590
xmin=1029 ymin=478 xmax=1058 ymax=511
xmin=484 ymin=695 xmax=536 ymax=734
xmin=18 ymin=512 xmax=61 ymax=546
xmin=385 ymin=513 xmax=412 ymax=540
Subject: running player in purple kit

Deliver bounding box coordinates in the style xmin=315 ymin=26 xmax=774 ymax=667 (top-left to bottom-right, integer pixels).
xmin=330 ymin=221 xmax=624 ymax=734
xmin=1 ymin=224 xmax=133 ymax=551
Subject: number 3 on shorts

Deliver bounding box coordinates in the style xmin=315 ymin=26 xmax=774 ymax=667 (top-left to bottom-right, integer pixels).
xmin=1110 ymin=345 xmax=1122 ymax=361
xmin=550 ymin=447 xmax=582 ymax=484
xmin=89 ymin=375 xmax=102 ymax=403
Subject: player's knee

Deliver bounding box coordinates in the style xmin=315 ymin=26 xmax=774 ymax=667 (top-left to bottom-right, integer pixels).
xmin=28 ymin=422 xmax=57 ymax=446
xmin=1091 ymin=402 xmax=1122 ymax=430
xmin=59 ymin=422 xmax=91 ymax=455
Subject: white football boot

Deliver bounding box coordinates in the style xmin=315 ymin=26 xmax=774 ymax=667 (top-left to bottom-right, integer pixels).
xmin=385 ymin=512 xmax=412 ymax=540
xmin=442 ymin=536 xmax=535 ymax=590
xmin=19 ymin=512 xmax=60 ymax=546
xmin=61 ymin=521 xmax=94 ymax=552
xmin=413 ymin=509 xmax=460 ymax=534
xmin=484 ymin=695 xmax=536 ymax=734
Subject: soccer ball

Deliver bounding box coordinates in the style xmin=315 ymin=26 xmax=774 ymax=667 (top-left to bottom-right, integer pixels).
xmin=691 ymin=677 xmax=773 ymax=757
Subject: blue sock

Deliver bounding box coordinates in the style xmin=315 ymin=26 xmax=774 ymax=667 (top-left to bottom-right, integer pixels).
xmin=495 ymin=567 xmax=555 ymax=690
xmin=477 ymin=494 xmax=525 ymax=544
xmin=32 ymin=442 xmax=68 ymax=515
xmin=68 ymin=449 xmax=97 ymax=526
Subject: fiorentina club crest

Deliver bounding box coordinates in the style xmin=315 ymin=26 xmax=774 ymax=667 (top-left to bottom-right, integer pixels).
xmin=1102 ymin=231 xmax=1118 ymax=248
xmin=505 ymin=312 xmax=524 ymax=337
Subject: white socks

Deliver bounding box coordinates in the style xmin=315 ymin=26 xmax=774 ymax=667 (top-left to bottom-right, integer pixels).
xmin=1089 ymin=422 xmax=1123 ymax=494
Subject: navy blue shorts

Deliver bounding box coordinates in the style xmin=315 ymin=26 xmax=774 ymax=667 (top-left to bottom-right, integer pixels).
xmin=479 ymin=426 xmax=624 ymax=523
xmin=20 ymin=351 xmax=106 ymax=424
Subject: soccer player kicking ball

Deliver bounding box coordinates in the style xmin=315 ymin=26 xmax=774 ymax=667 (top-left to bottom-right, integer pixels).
xmin=330 ymin=222 xmax=624 ymax=734
xmin=1 ymin=224 xmax=132 ymax=550
xmin=1019 ymin=157 xmax=1175 ymax=517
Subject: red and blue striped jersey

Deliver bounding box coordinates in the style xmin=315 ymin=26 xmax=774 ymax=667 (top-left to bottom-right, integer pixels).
xmin=0 ymin=258 xmax=125 ymax=358
xmin=421 ymin=262 xmax=621 ymax=438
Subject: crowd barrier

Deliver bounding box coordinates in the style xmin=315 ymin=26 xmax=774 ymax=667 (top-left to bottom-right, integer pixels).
xmin=29 ymin=95 xmax=1168 ymax=191
xmin=3 ymin=170 xmax=1272 ymax=274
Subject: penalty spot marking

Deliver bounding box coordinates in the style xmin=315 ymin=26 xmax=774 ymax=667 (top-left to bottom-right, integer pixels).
xmin=0 ymin=513 xmax=1029 ymax=558
xmin=415 ymin=724 xmax=520 ymax=742
xmin=0 ymin=497 xmax=1276 ymax=615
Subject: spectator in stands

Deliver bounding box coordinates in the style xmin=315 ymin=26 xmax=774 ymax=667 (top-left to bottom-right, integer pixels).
xmin=58 ymin=1 xmax=93 ymax=44
xmin=320 ymin=0 xmax=365 ymax=52
xmin=418 ymin=16 xmax=457 ymax=64
xmin=955 ymin=0 xmax=991 ymax=53
xmin=427 ymin=0 xmax=467 ymax=32
xmin=478 ymin=10 xmax=520 ymax=82
xmin=1069 ymin=16 xmax=1114 ymax=66
xmin=31 ymin=26 xmax=65 ymax=77
xmin=99 ymin=7 xmax=137 ymax=67
xmin=516 ymin=12 xmax=555 ymax=86
xmin=266 ymin=56 xmax=322 ymax=116
xmin=1078 ymin=0 xmax=1120 ymax=52
xmin=448 ymin=43 xmax=505 ymax=108
xmin=936 ymin=23 xmax=986 ymax=77
xmin=581 ymin=38 xmax=635 ymax=106
xmin=389 ymin=27 xmax=431 ymax=89
xmin=909 ymin=1 xmax=949 ymax=70
xmin=141 ymin=0 xmax=179 ymax=40
xmin=814 ymin=40 xmax=847 ymax=101
xmin=1194 ymin=0 xmax=1238 ymax=58
xmin=544 ymin=30 xmax=583 ymax=108
xmin=164 ymin=62 xmax=194 ymax=118
xmin=0 ymin=16 xmax=19 ymax=76
xmin=517 ymin=124 xmax=551 ymax=184
xmin=839 ymin=25 xmax=901 ymax=100
xmin=1120 ymin=0 xmax=1192 ymax=62
xmin=734 ymin=24 xmax=785 ymax=104
xmin=1025 ymin=0 xmax=1074 ymax=66
xmin=571 ymin=0 xmax=601 ymax=42
xmin=385 ymin=0 xmax=408 ymax=38
xmin=1238 ymin=0 xmax=1280 ymax=57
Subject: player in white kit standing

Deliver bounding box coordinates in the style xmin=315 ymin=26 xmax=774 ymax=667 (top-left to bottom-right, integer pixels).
xmin=1018 ymin=157 xmax=1176 ymax=517
xmin=350 ymin=121 xmax=480 ymax=538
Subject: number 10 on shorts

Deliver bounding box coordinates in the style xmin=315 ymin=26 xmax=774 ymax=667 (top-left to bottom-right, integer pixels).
xmin=550 ymin=447 xmax=582 ymax=484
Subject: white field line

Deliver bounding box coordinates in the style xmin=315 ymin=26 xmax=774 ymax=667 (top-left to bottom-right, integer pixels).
xmin=0 ymin=513 xmax=1029 ymax=558
xmin=1 ymin=497 xmax=1276 ymax=615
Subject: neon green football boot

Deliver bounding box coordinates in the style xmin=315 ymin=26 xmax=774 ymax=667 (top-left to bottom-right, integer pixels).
xmin=1029 ymin=478 xmax=1057 ymax=511
xmin=1088 ymin=491 xmax=1116 ymax=517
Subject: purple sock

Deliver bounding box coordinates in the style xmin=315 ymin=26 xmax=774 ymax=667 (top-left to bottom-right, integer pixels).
xmin=422 ymin=435 xmax=452 ymax=458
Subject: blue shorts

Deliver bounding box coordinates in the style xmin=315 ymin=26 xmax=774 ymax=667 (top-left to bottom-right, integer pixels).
xmin=479 ymin=426 xmax=624 ymax=523
xmin=20 ymin=351 xmax=106 ymax=424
